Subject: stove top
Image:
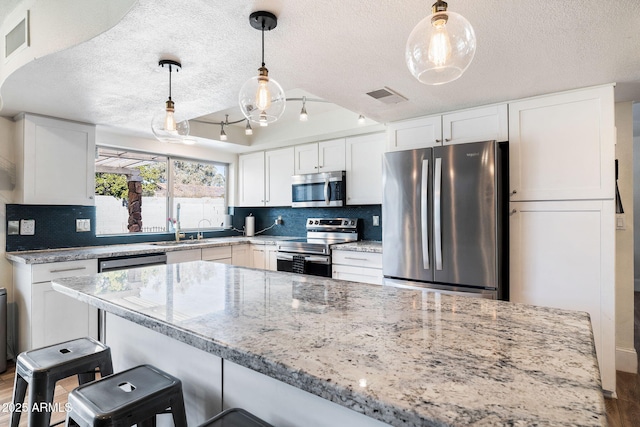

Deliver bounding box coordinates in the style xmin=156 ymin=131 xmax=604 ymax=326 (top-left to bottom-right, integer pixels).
xmin=277 ymin=218 xmax=360 ymax=255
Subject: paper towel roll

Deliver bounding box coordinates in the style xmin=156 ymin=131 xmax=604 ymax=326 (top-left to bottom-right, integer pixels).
xmin=245 ymin=214 xmax=255 ymax=237
xmin=222 ymin=214 xmax=232 ymax=229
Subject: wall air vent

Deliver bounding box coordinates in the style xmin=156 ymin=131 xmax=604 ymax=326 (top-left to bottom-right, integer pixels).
xmin=366 ymin=87 xmax=408 ymax=104
xmin=5 ymin=11 xmax=29 ymax=60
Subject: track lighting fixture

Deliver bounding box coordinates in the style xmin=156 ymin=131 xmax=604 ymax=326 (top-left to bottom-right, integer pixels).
xmin=239 ymin=11 xmax=286 ymax=127
xmin=151 ymin=59 xmax=190 ymax=143
xmin=358 ymin=115 xmax=366 ymax=124
xmin=245 ymin=120 xmax=253 ymax=135
xmin=406 ymin=1 xmax=476 ymax=85
xmin=220 ymin=115 xmax=229 ymax=141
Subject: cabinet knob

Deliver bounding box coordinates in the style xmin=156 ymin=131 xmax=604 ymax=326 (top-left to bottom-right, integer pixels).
xmin=510 ymin=209 xmax=518 ymax=216
xmin=509 ymin=190 xmax=517 ymax=197
xmin=444 ymin=138 xmax=451 ymax=142
xmin=435 ymin=139 xmax=442 ymax=143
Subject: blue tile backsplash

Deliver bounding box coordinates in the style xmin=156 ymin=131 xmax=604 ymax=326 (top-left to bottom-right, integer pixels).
xmin=6 ymin=204 xmax=382 ymax=252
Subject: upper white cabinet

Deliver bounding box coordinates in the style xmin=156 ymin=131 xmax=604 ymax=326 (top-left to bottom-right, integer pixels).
xmin=345 ymin=133 xmax=385 ymax=205
xmin=15 ymin=114 xmax=96 ymax=205
xmin=508 ymin=85 xmax=615 ymax=201
xmin=238 ymin=151 xmax=265 ymax=207
xmin=265 ymin=147 xmax=294 ymax=206
xmin=294 ymin=139 xmax=345 ymax=174
xmin=238 ymin=148 xmax=293 ymax=207
xmin=387 ymin=104 xmax=507 ymax=151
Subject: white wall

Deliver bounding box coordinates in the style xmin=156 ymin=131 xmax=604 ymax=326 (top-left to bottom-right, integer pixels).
xmin=615 ymin=102 xmax=636 ymax=373
xmin=0 ymin=117 xmax=15 ymax=358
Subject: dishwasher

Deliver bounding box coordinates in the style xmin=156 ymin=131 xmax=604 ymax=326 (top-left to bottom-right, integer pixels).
xmin=97 ymin=253 xmax=168 ymax=342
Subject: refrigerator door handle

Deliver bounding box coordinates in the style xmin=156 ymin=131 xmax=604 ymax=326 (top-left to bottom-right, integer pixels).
xmin=434 ymin=157 xmax=443 ymax=270
xmin=421 ymin=159 xmax=430 ymax=269
xmin=324 ymin=178 xmax=330 ymax=205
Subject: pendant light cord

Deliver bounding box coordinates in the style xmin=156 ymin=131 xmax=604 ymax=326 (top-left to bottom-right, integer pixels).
xmin=168 ymin=64 xmax=172 ymax=101
xmin=261 ymin=19 xmax=266 ymax=67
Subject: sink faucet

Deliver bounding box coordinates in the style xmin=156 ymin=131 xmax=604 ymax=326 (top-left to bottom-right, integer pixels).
xmin=197 ymin=219 xmax=212 ymax=240
xmin=175 ymin=203 xmax=185 ymax=242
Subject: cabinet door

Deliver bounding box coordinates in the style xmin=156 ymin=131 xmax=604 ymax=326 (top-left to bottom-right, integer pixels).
xmin=166 ymin=249 xmax=202 ymax=264
xmin=232 ymin=245 xmax=251 ymax=267
xmin=509 ymin=200 xmax=615 ymax=393
xmin=318 ymin=138 xmax=346 ymax=172
xmin=251 ymin=246 xmax=266 ymax=269
xmin=386 ymin=115 xmax=442 ymax=151
xmin=442 ymin=104 xmax=508 ymax=145
xmin=265 ymin=147 xmax=294 ymax=206
xmin=508 ymin=85 xmax=615 ymax=201
xmin=20 ymin=114 xmax=96 ymax=205
xmin=345 ymin=133 xmax=385 ymax=204
xmin=294 ymin=143 xmax=319 ymax=174
xmin=332 ymin=265 xmax=383 ymax=285
xmin=266 ymin=245 xmax=278 ymax=271
xmin=238 ymin=151 xmax=265 ymax=206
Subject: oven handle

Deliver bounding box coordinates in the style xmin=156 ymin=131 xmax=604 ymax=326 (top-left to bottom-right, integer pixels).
xmin=276 ymin=253 xmax=331 ymax=265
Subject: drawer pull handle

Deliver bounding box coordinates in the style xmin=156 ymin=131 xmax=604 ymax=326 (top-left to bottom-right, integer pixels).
xmin=344 ymin=257 xmax=368 ymax=261
xmin=49 ymin=266 xmax=88 ymax=273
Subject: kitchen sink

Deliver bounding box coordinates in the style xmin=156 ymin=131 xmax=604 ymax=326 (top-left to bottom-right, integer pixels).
xmin=151 ymin=240 xmax=202 ymax=246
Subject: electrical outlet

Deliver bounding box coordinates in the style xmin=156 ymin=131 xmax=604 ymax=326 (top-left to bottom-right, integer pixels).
xmin=20 ymin=219 xmax=35 ymax=235
xmin=76 ymin=219 xmax=91 ymax=232
xmin=275 ymin=215 xmax=283 ymax=225
xmin=373 ymin=216 xmax=380 ymax=226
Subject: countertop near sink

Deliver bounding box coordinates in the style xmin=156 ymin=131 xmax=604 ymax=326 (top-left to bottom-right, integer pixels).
xmin=6 ymin=235 xmax=299 ymax=265
xmin=331 ymin=240 xmax=382 ymax=253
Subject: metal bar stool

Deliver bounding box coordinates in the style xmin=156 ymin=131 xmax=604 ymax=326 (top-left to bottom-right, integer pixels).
xmin=65 ymin=364 xmax=187 ymax=427
xmin=198 ymin=408 xmax=273 ymax=427
xmin=10 ymin=336 xmax=113 ymax=427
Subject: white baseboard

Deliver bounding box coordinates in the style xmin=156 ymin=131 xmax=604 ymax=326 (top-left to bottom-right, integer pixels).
xmin=616 ymin=346 xmax=638 ymax=373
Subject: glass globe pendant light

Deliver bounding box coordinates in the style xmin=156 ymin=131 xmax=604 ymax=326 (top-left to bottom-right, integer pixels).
xmin=151 ymin=59 xmax=190 ymax=143
xmin=406 ymin=1 xmax=476 ymax=85
xmin=238 ymin=11 xmax=286 ymax=126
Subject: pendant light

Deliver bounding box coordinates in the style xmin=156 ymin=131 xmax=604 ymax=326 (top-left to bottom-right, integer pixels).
xmin=151 ymin=59 xmax=190 ymax=143
xmin=406 ymin=1 xmax=476 ymax=85
xmin=238 ymin=11 xmax=286 ymax=127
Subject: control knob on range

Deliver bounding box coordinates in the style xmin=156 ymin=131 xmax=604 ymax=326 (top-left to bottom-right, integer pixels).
xmin=308 ymin=220 xmax=313 ymax=225
xmin=314 ymin=220 xmax=320 ymax=225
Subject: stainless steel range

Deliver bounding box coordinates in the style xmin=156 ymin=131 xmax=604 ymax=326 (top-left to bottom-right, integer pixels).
xmin=276 ymin=218 xmax=359 ymax=277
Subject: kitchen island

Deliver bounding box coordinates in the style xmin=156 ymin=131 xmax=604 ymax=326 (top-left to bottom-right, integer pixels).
xmin=52 ymin=261 xmax=605 ymax=426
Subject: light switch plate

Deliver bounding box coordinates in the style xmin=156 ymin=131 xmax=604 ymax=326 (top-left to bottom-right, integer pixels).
xmin=76 ymin=219 xmax=91 ymax=232
xmin=7 ymin=221 xmax=19 ymax=235
xmin=20 ymin=219 xmax=35 ymax=235
xmin=373 ymin=215 xmax=380 ymax=226
xmin=616 ymin=214 xmax=626 ymax=230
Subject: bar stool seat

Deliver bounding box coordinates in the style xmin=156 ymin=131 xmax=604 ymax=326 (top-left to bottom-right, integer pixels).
xmin=198 ymin=408 xmax=273 ymax=427
xmin=11 ymin=336 xmax=113 ymax=427
xmin=66 ymin=364 xmax=187 ymax=427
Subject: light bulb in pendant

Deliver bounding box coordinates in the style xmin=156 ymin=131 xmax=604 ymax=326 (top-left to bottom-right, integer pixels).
xmin=428 ymin=22 xmax=452 ymax=68
xmin=256 ymin=69 xmax=272 ymax=111
xmin=164 ymin=99 xmax=177 ymax=132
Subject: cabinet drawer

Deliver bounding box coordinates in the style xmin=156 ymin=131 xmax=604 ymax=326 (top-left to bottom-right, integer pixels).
xmin=332 ymin=251 xmax=382 ymax=268
xmin=332 ymin=265 xmax=383 ymax=285
xmin=32 ymin=259 xmax=98 ymax=283
xmin=202 ymin=246 xmax=232 ymax=261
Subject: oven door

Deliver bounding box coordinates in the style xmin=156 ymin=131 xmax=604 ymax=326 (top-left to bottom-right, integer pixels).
xmin=291 ymin=171 xmax=345 ymax=208
xmin=276 ymin=253 xmax=332 ymax=277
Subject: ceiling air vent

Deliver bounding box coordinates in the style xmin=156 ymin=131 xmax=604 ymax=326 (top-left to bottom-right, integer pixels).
xmin=366 ymin=87 xmax=408 ymax=104
xmin=5 ymin=11 xmax=29 ymax=59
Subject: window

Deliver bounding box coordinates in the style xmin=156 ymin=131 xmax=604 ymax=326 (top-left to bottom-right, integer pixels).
xmin=95 ymin=147 xmax=228 ymax=235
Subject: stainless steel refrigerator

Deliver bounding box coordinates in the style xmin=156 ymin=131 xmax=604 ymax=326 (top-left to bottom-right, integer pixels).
xmin=382 ymin=140 xmax=508 ymax=299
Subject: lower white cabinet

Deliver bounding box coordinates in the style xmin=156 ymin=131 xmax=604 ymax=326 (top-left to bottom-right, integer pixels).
xmin=166 ymin=249 xmax=201 ymax=264
xmin=251 ymin=244 xmax=277 ymax=271
xmin=13 ymin=259 xmax=99 ymax=353
xmin=332 ymin=251 xmax=383 ymax=285
xmin=509 ymin=200 xmax=615 ymax=393
xmin=232 ymin=245 xmax=251 ymax=267
xmin=202 ymin=246 xmax=232 ymax=264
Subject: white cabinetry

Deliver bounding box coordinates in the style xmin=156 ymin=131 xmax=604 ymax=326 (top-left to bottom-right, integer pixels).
xmin=387 ymin=104 xmax=507 ymax=151
xmin=509 ymin=200 xmax=615 ymax=392
xmin=13 ymin=259 xmax=98 ymax=353
xmin=294 ymin=139 xmax=345 ymax=174
xmin=166 ymin=249 xmax=201 ymax=264
xmin=238 ymin=151 xmax=265 ymax=207
xmin=238 ymin=148 xmax=294 ymax=207
xmin=345 ymin=133 xmax=385 ymax=205
xmin=202 ymin=246 xmax=232 ymax=264
xmin=508 ymin=86 xmax=615 ymax=201
xmin=251 ymin=244 xmax=277 ymax=271
xmin=232 ymin=245 xmax=251 ymax=267
xmin=332 ymin=251 xmax=383 ymax=285
xmin=14 ymin=114 xmax=96 ymax=205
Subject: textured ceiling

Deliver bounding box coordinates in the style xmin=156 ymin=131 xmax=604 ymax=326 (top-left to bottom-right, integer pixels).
xmin=2 ymin=0 xmax=640 ymax=145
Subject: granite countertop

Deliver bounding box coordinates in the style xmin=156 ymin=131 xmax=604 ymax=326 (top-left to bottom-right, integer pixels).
xmin=331 ymin=240 xmax=382 ymax=253
xmin=52 ymin=261 xmax=605 ymax=427
xmin=6 ymin=235 xmax=298 ymax=264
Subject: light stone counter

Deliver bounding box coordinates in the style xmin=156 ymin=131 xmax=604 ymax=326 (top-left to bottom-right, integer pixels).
xmin=331 ymin=240 xmax=382 ymax=253
xmin=6 ymin=235 xmax=298 ymax=264
xmin=52 ymin=261 xmax=605 ymax=427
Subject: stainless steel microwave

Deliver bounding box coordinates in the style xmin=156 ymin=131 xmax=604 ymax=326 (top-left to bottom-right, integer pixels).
xmin=291 ymin=171 xmax=346 ymax=208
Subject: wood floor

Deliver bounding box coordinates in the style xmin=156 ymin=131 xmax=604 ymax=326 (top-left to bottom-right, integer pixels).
xmin=1 ymin=295 xmax=640 ymax=426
